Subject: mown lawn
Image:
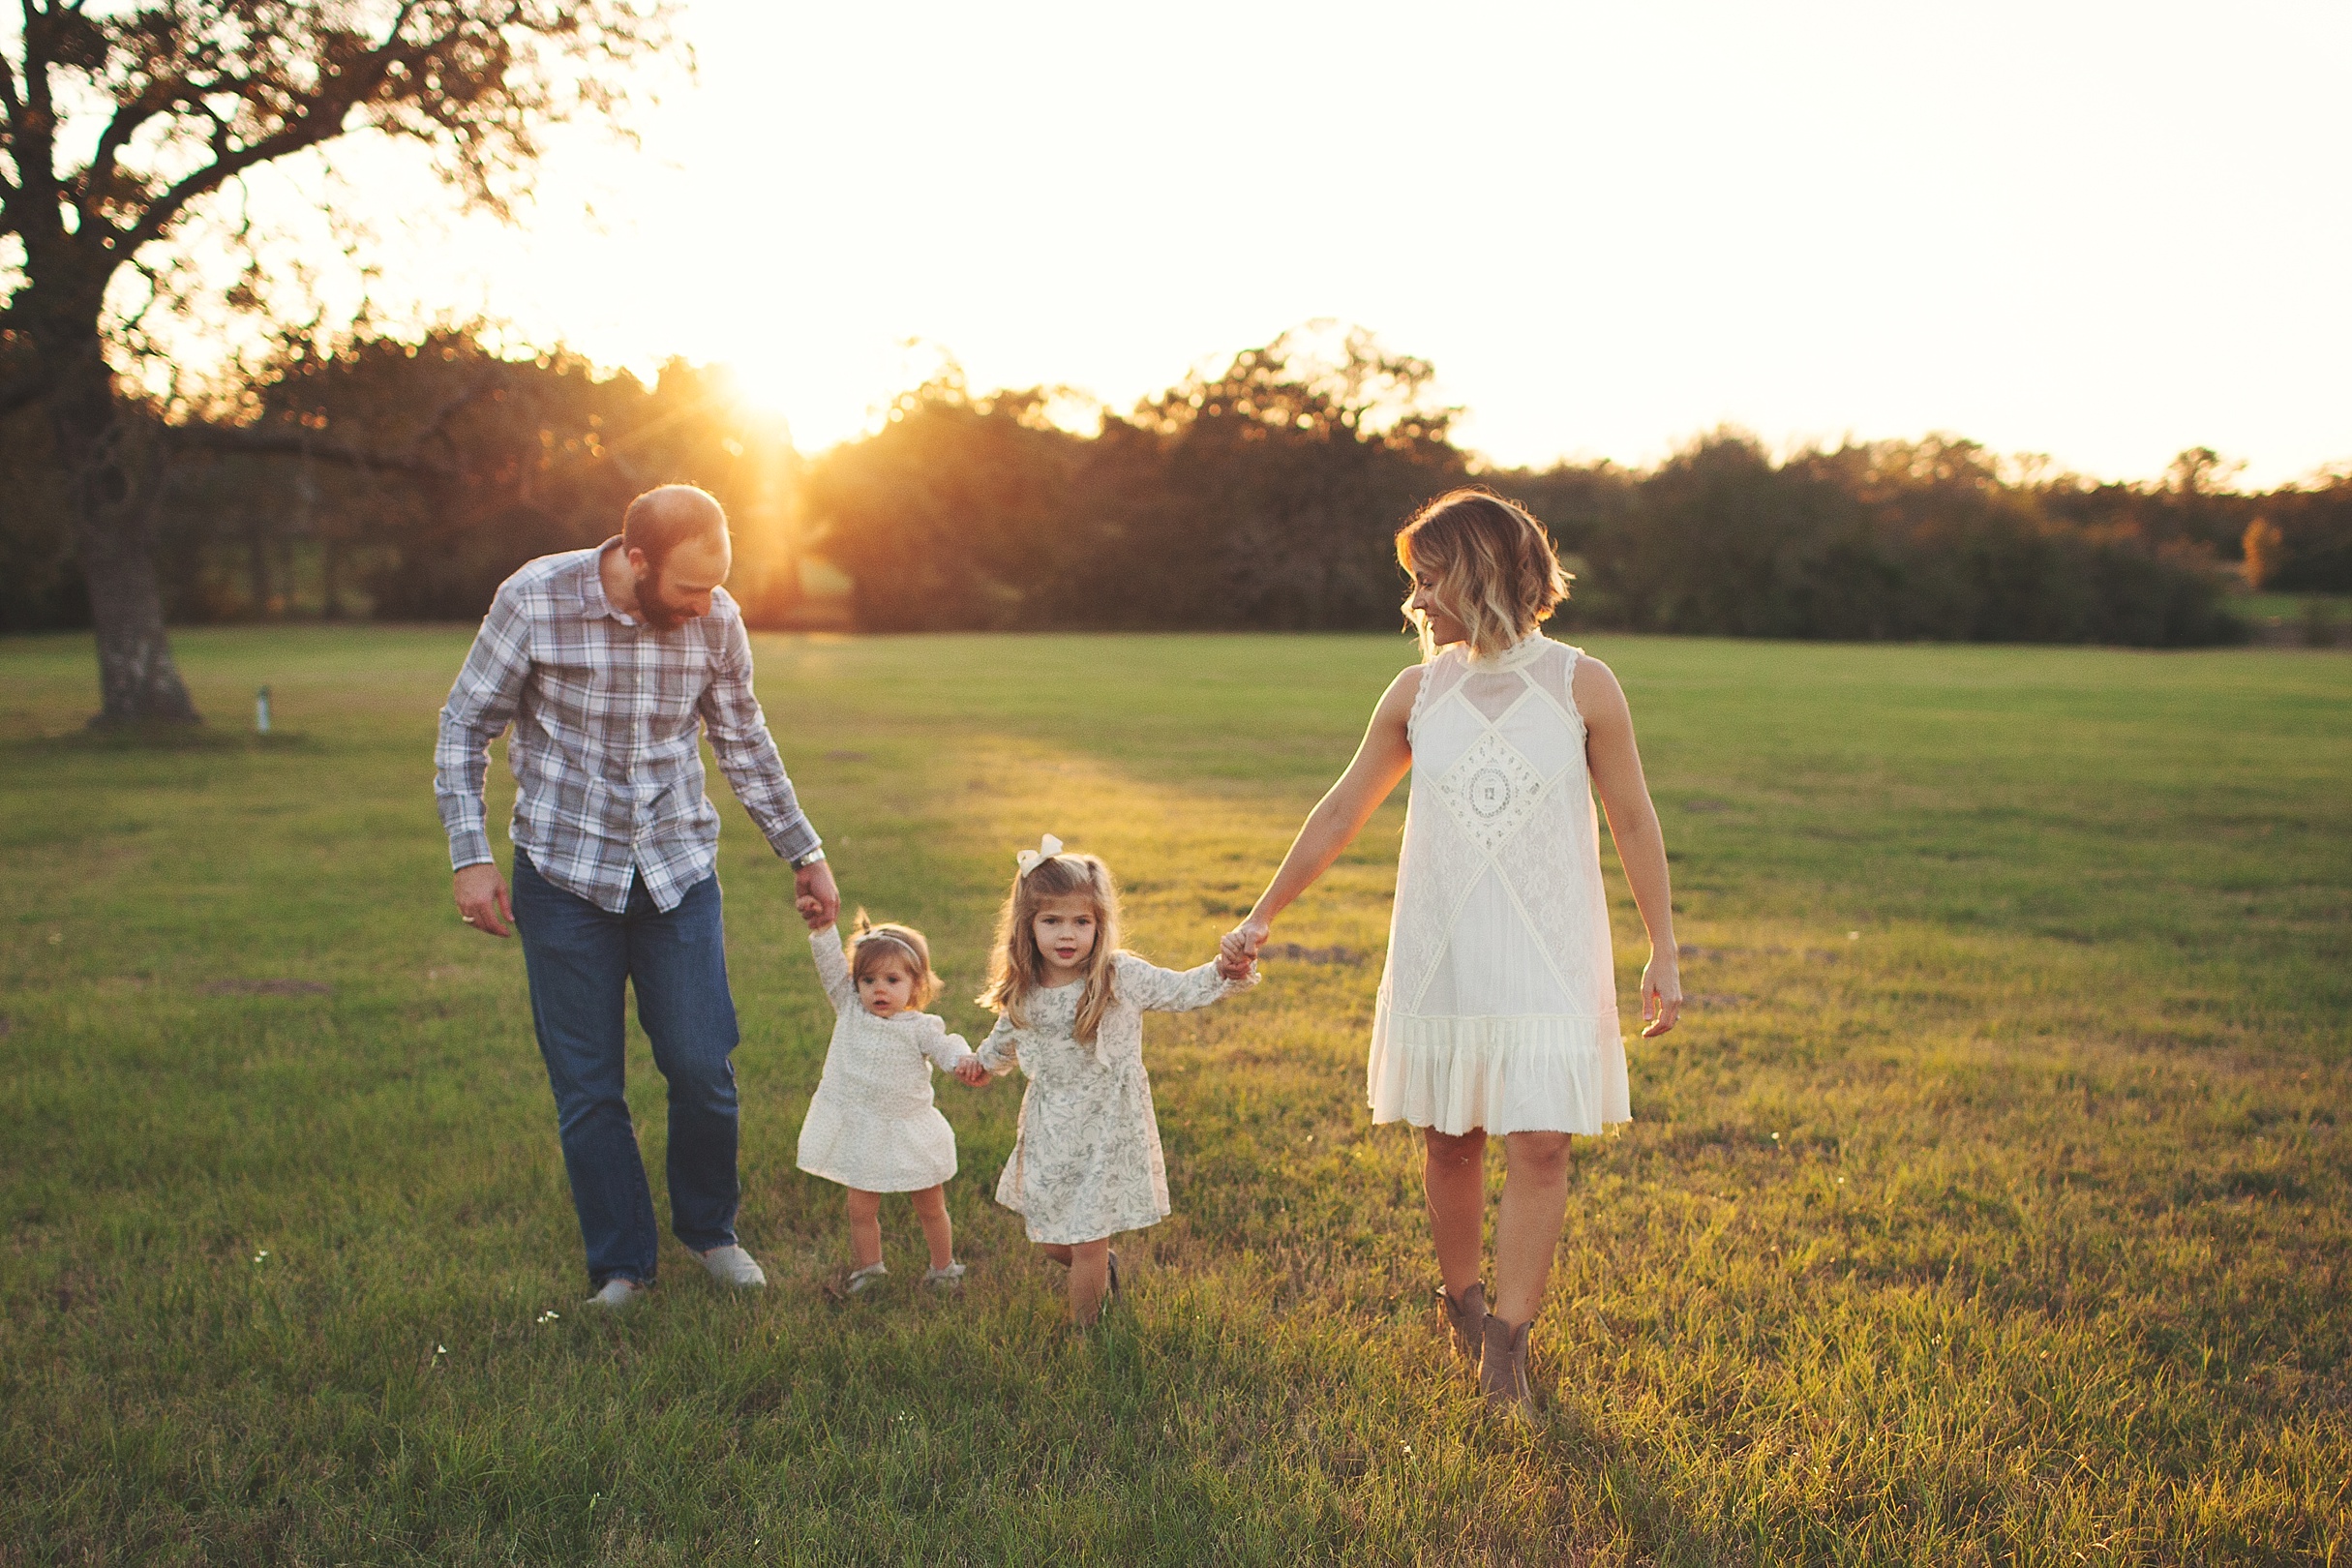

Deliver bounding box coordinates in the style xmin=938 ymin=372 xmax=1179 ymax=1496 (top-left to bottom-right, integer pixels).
xmin=1 ymin=627 xmax=2346 ymax=1566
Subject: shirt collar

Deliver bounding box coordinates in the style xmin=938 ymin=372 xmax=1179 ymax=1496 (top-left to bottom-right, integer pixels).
xmin=578 ymin=537 xmax=637 ymax=625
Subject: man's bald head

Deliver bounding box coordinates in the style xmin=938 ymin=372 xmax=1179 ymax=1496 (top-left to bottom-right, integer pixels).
xmin=622 ymin=485 xmax=729 ymax=576
xmin=618 ymin=485 xmax=732 ymax=630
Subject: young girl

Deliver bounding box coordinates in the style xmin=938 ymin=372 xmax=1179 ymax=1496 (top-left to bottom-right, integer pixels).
xmin=1221 ymin=488 xmax=1681 ymax=1418
xmin=975 ymin=836 xmax=1255 ymax=1326
xmin=797 ymin=908 xmax=991 ymax=1293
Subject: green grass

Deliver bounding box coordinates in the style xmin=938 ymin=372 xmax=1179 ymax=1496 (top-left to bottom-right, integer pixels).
xmin=2 ymin=626 xmax=2347 ymax=1565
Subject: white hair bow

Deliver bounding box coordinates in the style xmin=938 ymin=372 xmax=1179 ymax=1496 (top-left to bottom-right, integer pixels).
xmin=1014 ymin=833 xmax=1065 ymax=878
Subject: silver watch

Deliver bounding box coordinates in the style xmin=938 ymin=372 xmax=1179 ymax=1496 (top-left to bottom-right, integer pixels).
xmin=790 ymin=847 xmax=827 ymax=870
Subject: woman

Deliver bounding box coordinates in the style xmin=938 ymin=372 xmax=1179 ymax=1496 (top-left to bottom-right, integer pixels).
xmin=1221 ymin=489 xmax=1681 ymax=1417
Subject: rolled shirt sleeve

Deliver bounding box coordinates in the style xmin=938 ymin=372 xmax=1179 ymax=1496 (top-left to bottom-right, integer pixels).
xmin=434 ymin=586 xmax=532 ymax=871
xmin=700 ymin=612 xmax=820 ymax=865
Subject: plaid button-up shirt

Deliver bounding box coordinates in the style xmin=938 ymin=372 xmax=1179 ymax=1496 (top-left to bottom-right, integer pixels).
xmin=434 ymin=541 xmax=820 ymax=914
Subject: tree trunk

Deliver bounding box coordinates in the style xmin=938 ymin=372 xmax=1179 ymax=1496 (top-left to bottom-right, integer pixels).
xmin=45 ymin=339 xmax=199 ymax=726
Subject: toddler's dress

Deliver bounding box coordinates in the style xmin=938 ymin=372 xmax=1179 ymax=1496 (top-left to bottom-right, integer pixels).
xmin=1369 ymin=632 xmax=1631 ymax=1135
xmin=796 ymin=927 xmax=977 ymax=1191
xmin=977 ymin=954 xmax=1252 ymax=1245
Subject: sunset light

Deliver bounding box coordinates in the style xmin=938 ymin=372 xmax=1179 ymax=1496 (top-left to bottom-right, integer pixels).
xmin=360 ymin=0 xmax=2352 ymax=484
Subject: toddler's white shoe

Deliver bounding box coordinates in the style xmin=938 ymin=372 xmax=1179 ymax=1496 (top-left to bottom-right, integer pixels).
xmin=923 ymin=1262 xmax=967 ymax=1289
xmin=695 ymin=1245 xmax=769 ymax=1289
xmin=845 ymin=1261 xmax=888 ymax=1295
xmin=586 ymin=1278 xmax=648 ymax=1312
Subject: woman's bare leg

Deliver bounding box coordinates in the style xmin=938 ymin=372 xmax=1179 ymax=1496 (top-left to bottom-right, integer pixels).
xmin=1423 ymin=1128 xmax=1489 ymax=1298
xmin=845 ymin=1189 xmax=884 ymax=1270
xmin=1066 ymin=1237 xmax=1113 ymax=1325
xmin=910 ymin=1185 xmax=954 ymax=1271
xmin=1491 ymin=1131 xmax=1573 ymax=1325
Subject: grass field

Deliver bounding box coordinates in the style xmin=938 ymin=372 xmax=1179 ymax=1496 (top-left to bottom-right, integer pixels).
xmin=2 ymin=626 xmax=2347 ymax=1566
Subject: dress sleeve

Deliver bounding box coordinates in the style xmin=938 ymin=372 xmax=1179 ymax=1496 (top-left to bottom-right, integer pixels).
xmin=807 ymin=927 xmax=856 ymax=1015
xmin=976 ymin=1014 xmax=1022 ymax=1074
xmin=1114 ymin=952 xmax=1258 ymax=1013
xmin=914 ymin=1015 xmax=976 ymax=1072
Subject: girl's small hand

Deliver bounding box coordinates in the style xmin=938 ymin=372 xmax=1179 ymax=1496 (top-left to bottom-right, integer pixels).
xmin=1640 ymin=950 xmax=1683 ymax=1038
xmin=952 ymin=1058 xmax=991 ymax=1087
xmin=796 ymin=893 xmax=829 ymax=931
xmin=1221 ymin=919 xmax=1269 ymax=970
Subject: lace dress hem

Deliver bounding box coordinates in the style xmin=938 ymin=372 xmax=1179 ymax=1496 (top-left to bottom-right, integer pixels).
xmin=1368 ymin=1008 xmax=1629 ymax=1135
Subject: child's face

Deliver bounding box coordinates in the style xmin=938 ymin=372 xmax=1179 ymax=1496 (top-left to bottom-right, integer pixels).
xmin=1406 ymin=562 xmax=1467 ymax=647
xmin=858 ymin=959 xmax=920 ymax=1018
xmin=1031 ymin=894 xmax=1099 ymax=980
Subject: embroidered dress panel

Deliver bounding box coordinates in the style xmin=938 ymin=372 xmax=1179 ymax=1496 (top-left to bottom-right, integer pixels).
xmin=795 ymin=929 xmax=977 ymax=1192
xmin=433 ymin=540 xmax=819 ymax=914
xmin=978 ymin=954 xmax=1252 ymax=1246
xmin=1370 ymin=634 xmax=1630 ymax=1135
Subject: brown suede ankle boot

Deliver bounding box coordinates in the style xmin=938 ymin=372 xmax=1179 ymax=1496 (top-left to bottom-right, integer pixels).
xmin=1479 ymin=1313 xmax=1535 ymax=1418
xmin=1437 ymin=1282 xmax=1489 ymax=1368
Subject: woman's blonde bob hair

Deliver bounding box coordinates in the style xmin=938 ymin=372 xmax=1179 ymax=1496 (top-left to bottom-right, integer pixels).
xmin=978 ymin=851 xmax=1123 ymax=1043
xmin=1396 ymin=488 xmax=1573 ymax=661
xmin=846 ymin=910 xmax=943 ymax=1009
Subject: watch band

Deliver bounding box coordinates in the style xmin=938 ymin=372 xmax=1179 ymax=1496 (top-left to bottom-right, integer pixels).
xmin=791 ymin=847 xmax=827 ymax=869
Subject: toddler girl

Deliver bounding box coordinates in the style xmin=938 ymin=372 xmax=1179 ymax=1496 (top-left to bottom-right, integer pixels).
xmin=975 ymin=835 xmax=1254 ymax=1326
xmin=797 ymin=908 xmax=990 ymax=1293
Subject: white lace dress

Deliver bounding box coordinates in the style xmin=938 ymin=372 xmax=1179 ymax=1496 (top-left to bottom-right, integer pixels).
xmin=795 ymin=929 xmax=978 ymax=1192
xmin=1369 ymin=633 xmax=1631 ymax=1136
xmin=977 ymin=953 xmax=1253 ymax=1245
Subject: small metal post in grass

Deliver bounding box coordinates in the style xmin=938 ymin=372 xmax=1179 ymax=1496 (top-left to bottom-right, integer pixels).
xmin=256 ymin=685 xmax=272 ymax=735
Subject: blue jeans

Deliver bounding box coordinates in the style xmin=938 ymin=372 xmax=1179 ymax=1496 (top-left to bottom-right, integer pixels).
xmin=511 ymin=850 xmax=741 ymax=1286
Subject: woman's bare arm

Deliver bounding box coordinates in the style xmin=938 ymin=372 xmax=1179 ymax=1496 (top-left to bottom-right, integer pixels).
xmin=1575 ymin=654 xmax=1682 ymax=1036
xmin=1223 ymin=668 xmax=1421 ymax=961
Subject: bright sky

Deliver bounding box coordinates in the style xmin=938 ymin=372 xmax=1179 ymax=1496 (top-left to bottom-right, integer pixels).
xmin=343 ymin=0 xmax=2352 ymax=484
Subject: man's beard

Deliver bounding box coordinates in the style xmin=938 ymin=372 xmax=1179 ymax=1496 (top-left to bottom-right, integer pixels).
xmin=633 ymin=578 xmax=697 ymax=631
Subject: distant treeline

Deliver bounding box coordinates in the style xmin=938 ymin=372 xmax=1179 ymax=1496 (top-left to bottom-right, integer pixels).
xmin=4 ymin=325 xmax=2347 ymax=644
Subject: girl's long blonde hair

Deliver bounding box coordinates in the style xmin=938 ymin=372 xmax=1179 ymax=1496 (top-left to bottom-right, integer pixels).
xmin=1396 ymin=488 xmax=1573 ymax=661
xmin=846 ymin=910 xmax=943 ymax=1008
xmin=978 ymin=852 xmax=1123 ymax=1043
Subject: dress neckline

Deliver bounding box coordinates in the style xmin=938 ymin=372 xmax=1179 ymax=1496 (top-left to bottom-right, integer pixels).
xmin=1465 ymin=632 xmax=1550 ymax=672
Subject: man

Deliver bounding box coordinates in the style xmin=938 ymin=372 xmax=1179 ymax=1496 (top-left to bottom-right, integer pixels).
xmin=435 ymin=484 xmax=839 ymax=1310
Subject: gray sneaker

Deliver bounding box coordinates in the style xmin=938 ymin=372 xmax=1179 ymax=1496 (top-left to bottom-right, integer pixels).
xmin=695 ymin=1245 xmax=768 ymax=1289
xmin=923 ymin=1262 xmax=967 ymax=1289
xmin=585 ymin=1277 xmax=648 ymax=1312
xmin=845 ymin=1261 xmax=889 ymax=1296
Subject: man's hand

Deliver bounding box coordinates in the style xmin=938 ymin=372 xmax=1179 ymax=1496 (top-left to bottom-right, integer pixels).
xmin=454 ymin=862 xmax=514 ymax=938
xmin=795 ymin=858 xmax=841 ymax=928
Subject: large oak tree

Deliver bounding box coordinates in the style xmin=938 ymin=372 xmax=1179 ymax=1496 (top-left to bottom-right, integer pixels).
xmin=1 ymin=0 xmax=673 ymax=723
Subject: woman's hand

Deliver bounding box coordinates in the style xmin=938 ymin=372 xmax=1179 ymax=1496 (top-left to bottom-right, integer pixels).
xmin=1640 ymin=950 xmax=1683 ymax=1037
xmin=1220 ymin=917 xmax=1271 ymax=974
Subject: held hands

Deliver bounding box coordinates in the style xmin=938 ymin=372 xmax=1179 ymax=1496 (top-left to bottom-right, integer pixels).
xmin=795 ymin=859 xmax=841 ymax=929
xmin=1641 ymin=950 xmax=1683 ymax=1038
xmin=454 ymin=862 xmax=514 ymax=938
xmin=951 ymin=1057 xmax=992 ymax=1087
xmin=1218 ymin=916 xmax=1270 ymax=980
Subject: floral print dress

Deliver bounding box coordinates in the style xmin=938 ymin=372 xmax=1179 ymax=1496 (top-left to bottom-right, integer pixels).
xmin=978 ymin=953 xmax=1252 ymax=1245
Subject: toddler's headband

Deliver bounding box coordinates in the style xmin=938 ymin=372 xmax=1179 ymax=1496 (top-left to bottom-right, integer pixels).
xmin=1015 ymin=833 xmax=1065 ymax=878
xmin=850 ymin=926 xmax=924 ymax=971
